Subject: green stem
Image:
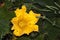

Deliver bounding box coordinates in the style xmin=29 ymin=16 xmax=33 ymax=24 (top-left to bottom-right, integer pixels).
xmin=40 ymin=16 xmax=60 ymax=29
xmin=12 ymin=35 xmax=17 ymax=40
xmin=31 ymin=5 xmax=51 ymax=12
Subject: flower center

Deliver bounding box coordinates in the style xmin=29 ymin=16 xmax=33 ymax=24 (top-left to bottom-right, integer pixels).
xmin=19 ymin=21 xmax=27 ymax=27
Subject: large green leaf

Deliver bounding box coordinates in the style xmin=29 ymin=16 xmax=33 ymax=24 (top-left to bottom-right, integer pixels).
xmin=0 ymin=1 xmax=14 ymax=40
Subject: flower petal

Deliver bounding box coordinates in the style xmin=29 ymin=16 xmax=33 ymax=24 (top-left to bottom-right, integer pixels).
xmin=14 ymin=5 xmax=27 ymax=17
xmin=24 ymin=25 xmax=38 ymax=35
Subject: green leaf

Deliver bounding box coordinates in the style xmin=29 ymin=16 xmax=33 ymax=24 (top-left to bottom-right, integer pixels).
xmin=0 ymin=1 xmax=14 ymax=40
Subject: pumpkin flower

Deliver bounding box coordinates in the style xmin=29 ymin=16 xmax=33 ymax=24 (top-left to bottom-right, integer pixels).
xmin=11 ymin=5 xmax=41 ymax=36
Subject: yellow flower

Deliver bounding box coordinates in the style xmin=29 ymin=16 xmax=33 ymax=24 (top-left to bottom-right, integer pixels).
xmin=11 ymin=5 xmax=41 ymax=36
